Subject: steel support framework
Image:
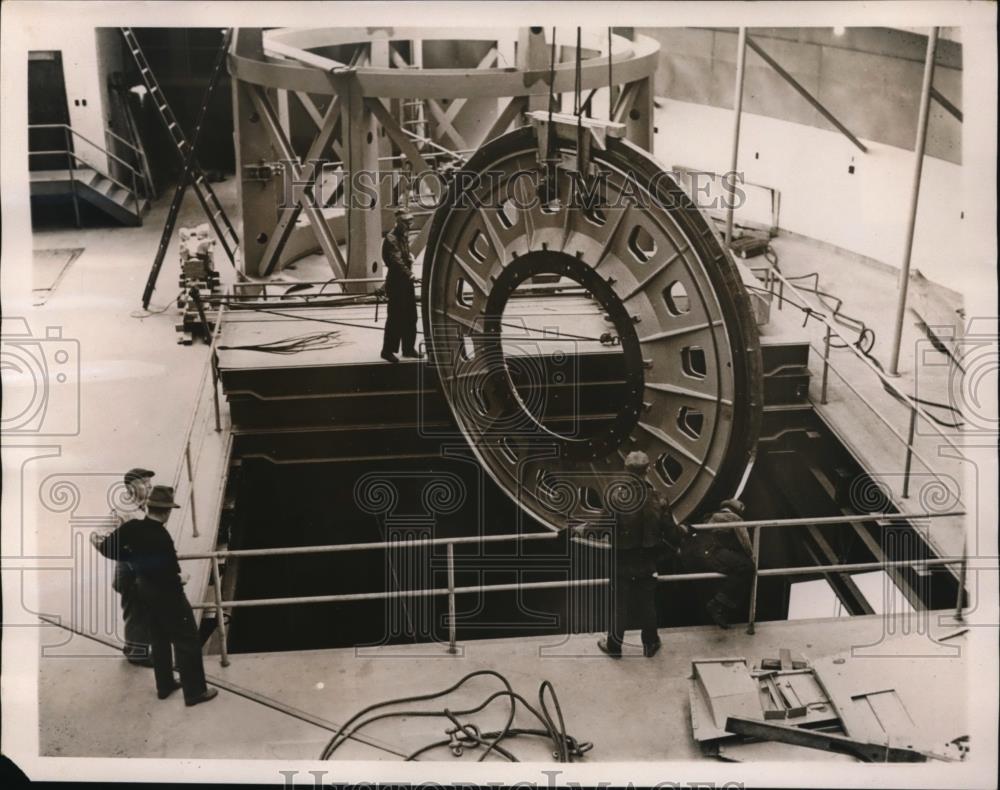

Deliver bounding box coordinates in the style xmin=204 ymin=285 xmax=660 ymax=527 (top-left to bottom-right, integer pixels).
xmin=228 ymin=27 xmax=659 ymax=286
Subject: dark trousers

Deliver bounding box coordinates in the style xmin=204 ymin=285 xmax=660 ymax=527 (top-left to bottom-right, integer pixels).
xmin=140 ymin=582 xmax=207 ymax=702
xmin=120 ymin=580 xmax=152 ymax=661
xmin=381 ymin=270 xmax=417 ymax=355
xmin=607 ymin=550 xmax=660 ymax=652
xmin=680 ymin=533 xmax=754 ymax=611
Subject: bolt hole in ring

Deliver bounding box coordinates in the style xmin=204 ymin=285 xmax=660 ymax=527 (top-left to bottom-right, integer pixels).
xmin=422 ymin=126 xmax=762 ymax=528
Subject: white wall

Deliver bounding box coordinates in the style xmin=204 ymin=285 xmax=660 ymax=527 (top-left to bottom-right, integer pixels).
xmin=24 ymin=24 xmax=109 ymax=172
xmin=655 ymin=98 xmax=966 ymax=290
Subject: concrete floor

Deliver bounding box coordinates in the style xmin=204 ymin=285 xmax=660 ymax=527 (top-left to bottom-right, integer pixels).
xmin=20 ymin=164 xmax=978 ymax=763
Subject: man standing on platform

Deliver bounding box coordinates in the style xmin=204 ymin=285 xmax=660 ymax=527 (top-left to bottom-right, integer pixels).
xmin=91 ymin=485 xmax=218 ymax=706
xmin=583 ymin=451 xmax=685 ymax=658
xmin=380 ymin=207 xmax=423 ymax=363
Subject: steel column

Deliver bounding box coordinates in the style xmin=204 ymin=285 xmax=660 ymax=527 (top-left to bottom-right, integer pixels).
xmin=233 ymin=29 xmax=281 ymax=277
xmin=338 ymin=72 xmax=382 ymax=291
xmin=889 ymin=28 xmax=939 ymax=376
xmin=725 ymin=28 xmax=747 ymax=248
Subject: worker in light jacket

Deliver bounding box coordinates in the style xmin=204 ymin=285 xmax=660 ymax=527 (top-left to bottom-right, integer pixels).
xmin=91 ymin=485 xmax=217 ymax=706
xmin=380 ymin=208 xmax=422 ymax=364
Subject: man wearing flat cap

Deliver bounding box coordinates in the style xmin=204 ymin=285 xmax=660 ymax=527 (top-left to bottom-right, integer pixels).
xmin=380 ymin=207 xmax=422 ymax=364
xmin=92 ymin=485 xmax=217 ymax=706
xmin=678 ymin=498 xmax=755 ymax=629
xmin=107 ymin=468 xmax=155 ymax=665
xmin=583 ymin=451 xmax=685 ymax=658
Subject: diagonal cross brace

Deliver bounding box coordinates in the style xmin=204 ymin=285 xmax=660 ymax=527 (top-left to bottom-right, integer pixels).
xmin=247 ymin=85 xmax=347 ymax=278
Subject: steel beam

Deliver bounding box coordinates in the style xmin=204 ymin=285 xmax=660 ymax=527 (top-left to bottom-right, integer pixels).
xmin=337 ymin=72 xmax=382 ymax=290
xmin=257 ymin=96 xmax=342 ymax=276
xmin=889 ymin=28 xmax=938 ymax=376
xmin=480 ymin=95 xmax=528 ymax=147
xmin=746 ymin=35 xmax=868 ymax=154
xmin=726 ymin=28 xmax=748 ymax=247
xmin=930 ymin=86 xmax=962 ymax=123
xmin=247 ymin=85 xmax=347 ymax=278
xmin=232 ymin=29 xmax=281 ymax=277
xmin=517 ymin=27 xmax=550 ymax=112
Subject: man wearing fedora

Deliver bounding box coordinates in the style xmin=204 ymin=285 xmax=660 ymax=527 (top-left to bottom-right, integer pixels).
xmin=108 ymin=468 xmax=155 ymax=666
xmin=91 ymin=485 xmax=217 ymax=706
xmin=380 ymin=207 xmax=423 ymax=364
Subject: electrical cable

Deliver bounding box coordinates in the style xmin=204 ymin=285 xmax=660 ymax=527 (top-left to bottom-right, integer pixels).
xmin=319 ymin=670 xmax=589 ymax=763
xmin=756 ymin=245 xmax=964 ymax=428
xmin=130 ymin=289 xmax=185 ymax=317
xmin=217 ymin=330 xmax=343 ymax=355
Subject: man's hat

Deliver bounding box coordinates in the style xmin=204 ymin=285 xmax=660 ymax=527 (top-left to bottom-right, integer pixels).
xmin=124 ymin=467 xmax=155 ymax=485
xmin=146 ymin=485 xmax=181 ymax=509
xmin=719 ymin=497 xmax=745 ymax=516
xmin=624 ymin=450 xmax=651 ymax=470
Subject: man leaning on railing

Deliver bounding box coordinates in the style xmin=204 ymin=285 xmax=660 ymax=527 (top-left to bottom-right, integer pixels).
xmin=677 ymin=498 xmax=755 ymax=629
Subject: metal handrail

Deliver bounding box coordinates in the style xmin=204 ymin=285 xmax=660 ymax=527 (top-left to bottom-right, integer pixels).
xmin=29 ymin=148 xmax=137 ymax=197
xmin=175 ymin=508 xmax=965 ymax=666
xmin=765 ymin=263 xmax=968 ymax=459
xmin=103 ymin=126 xmax=142 ymax=155
xmin=808 ymin=337 xmax=963 ymax=505
xmin=29 ymin=123 xmax=143 ymax=180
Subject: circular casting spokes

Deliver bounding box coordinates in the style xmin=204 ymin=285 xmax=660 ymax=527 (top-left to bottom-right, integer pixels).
xmin=422 ymin=126 xmax=762 ymax=528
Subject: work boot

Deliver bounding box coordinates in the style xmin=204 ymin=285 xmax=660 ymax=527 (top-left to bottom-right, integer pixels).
xmin=157 ymin=679 xmax=182 ymax=700
xmin=597 ymin=638 xmax=622 ymax=659
xmin=401 ymin=348 xmax=424 ymax=359
xmin=706 ymin=599 xmax=731 ymax=629
xmin=643 ymin=640 xmax=663 ymax=658
xmin=185 ymin=688 xmax=219 ymax=707
xmin=380 ymin=351 xmax=399 ymax=364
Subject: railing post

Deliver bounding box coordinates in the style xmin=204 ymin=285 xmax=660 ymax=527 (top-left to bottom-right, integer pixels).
xmin=131 ymin=168 xmax=140 ymax=218
xmin=211 ymin=354 xmax=222 ymax=432
xmin=820 ymin=324 xmax=832 ymax=404
xmin=185 ymin=444 xmax=200 ymax=538
xmin=446 ymin=542 xmax=457 ymax=654
xmin=211 ymin=555 xmax=230 ymax=666
xmin=954 ymin=539 xmax=967 ymax=623
xmin=746 ymin=526 xmax=761 ymax=635
xmin=902 ymin=406 xmax=918 ymax=498
xmin=65 ymin=126 xmax=81 ymax=228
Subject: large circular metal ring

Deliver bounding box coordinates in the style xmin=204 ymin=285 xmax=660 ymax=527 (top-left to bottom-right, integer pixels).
xmin=422 ymin=125 xmax=762 ymax=528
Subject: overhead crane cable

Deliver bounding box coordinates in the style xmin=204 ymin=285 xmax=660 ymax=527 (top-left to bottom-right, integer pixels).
xmin=608 ymin=28 xmax=613 ymax=119
xmin=548 ymin=28 xmax=558 ymax=124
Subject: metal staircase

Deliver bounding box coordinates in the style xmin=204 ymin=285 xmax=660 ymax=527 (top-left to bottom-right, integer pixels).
xmin=28 ymin=125 xmax=149 ymax=226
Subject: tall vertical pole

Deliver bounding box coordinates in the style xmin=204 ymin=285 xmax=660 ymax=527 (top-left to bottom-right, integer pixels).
xmin=725 ymin=28 xmax=748 ymax=248
xmin=889 ymin=27 xmax=939 ymax=376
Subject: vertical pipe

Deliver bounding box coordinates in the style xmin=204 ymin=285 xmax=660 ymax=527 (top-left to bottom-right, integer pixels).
xmin=888 ymin=28 xmax=939 ymax=376
xmin=902 ymin=406 xmax=918 ymax=498
xmin=820 ymin=325 xmax=832 ymax=404
xmin=746 ymin=525 xmax=760 ymax=635
xmin=725 ymin=27 xmax=748 ymax=248
xmin=211 ymin=556 xmax=230 ymax=666
xmin=447 ymin=543 xmax=457 ymax=654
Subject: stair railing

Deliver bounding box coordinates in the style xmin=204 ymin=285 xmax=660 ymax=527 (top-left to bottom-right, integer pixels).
xmin=29 ymin=123 xmax=144 ymax=220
